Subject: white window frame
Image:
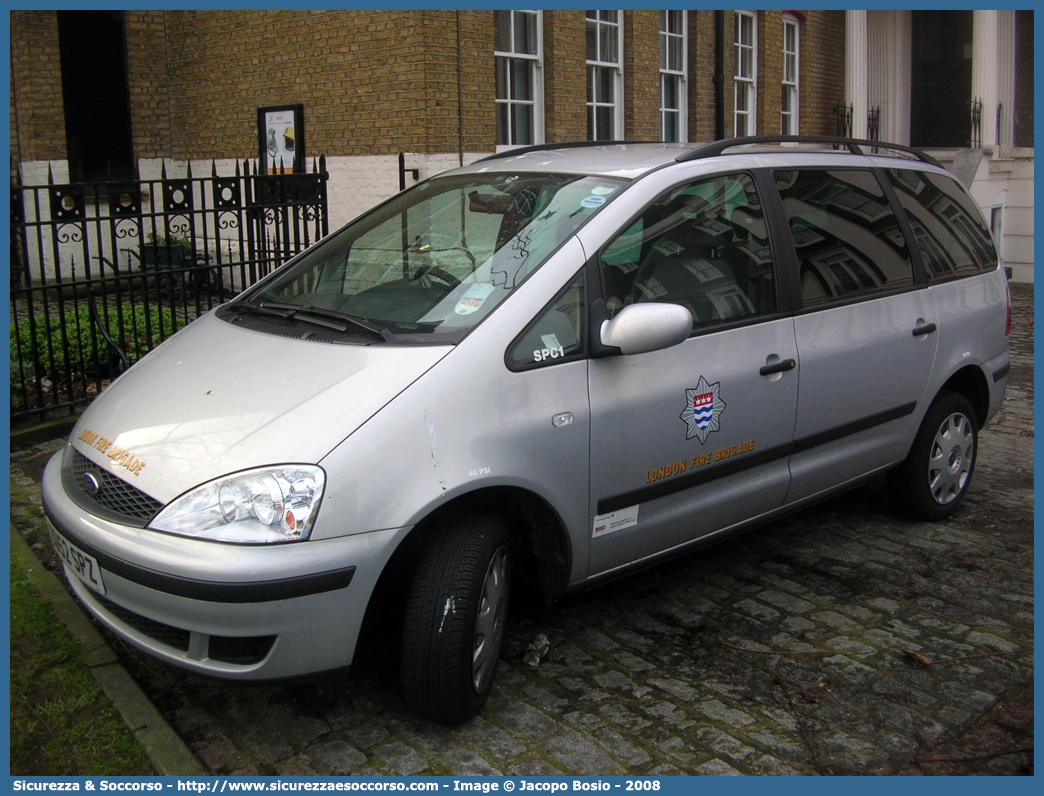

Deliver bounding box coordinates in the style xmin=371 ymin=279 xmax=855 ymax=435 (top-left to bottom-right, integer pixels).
xmin=781 ymin=14 xmax=799 ymax=135
xmin=586 ymin=10 xmax=624 ymax=141
xmin=659 ymin=10 xmax=687 ymax=142
xmin=494 ymin=10 xmax=544 ymax=151
xmin=734 ymin=10 xmax=757 ymax=137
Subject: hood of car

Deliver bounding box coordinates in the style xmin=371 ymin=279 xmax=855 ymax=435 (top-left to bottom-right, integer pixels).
xmin=68 ymin=312 xmax=451 ymax=504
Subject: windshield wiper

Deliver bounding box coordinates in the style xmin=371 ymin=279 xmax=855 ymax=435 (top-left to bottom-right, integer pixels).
xmin=228 ymin=301 xmax=393 ymax=342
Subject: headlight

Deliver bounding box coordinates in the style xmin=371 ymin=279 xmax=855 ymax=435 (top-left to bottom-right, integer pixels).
xmin=149 ymin=466 xmax=326 ymax=544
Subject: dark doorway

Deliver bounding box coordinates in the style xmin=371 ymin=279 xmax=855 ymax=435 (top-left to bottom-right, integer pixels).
xmin=57 ymin=10 xmax=134 ymax=181
xmin=910 ymin=10 xmax=973 ymax=148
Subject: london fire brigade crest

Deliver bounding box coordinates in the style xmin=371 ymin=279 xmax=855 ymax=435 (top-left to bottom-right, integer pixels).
xmin=680 ymin=376 xmax=726 ymax=443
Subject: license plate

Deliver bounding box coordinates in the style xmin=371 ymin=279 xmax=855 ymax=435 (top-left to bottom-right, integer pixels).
xmin=48 ymin=522 xmax=106 ymax=595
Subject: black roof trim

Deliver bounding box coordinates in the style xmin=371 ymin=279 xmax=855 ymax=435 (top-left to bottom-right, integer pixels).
xmin=674 ymin=135 xmax=943 ymax=169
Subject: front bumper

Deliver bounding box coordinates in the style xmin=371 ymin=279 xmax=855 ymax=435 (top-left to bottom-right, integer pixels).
xmin=42 ymin=451 xmax=409 ymax=679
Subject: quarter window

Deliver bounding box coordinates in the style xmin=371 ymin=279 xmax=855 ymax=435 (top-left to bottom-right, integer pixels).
xmin=600 ymin=173 xmax=776 ymax=330
xmin=586 ymin=10 xmax=624 ymax=141
xmin=734 ymin=11 xmax=757 ymax=137
xmin=781 ymin=15 xmax=799 ymax=135
xmin=660 ymin=10 xmax=687 ymax=143
xmin=506 ymin=272 xmax=585 ymax=370
xmin=775 ymin=170 xmax=915 ymax=306
xmin=885 ymin=169 xmax=998 ymax=282
xmin=495 ymin=10 xmax=543 ymax=148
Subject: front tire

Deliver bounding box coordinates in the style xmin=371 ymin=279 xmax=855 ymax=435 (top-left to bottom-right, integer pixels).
xmin=888 ymin=390 xmax=978 ymax=520
xmin=400 ymin=513 xmax=510 ymax=724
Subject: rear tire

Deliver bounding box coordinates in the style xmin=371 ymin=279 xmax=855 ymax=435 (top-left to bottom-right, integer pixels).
xmin=400 ymin=513 xmax=510 ymax=724
xmin=888 ymin=390 xmax=977 ymax=520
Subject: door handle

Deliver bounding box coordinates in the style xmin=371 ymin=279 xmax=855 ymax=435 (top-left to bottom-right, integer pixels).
xmin=759 ymin=358 xmax=796 ymax=376
xmin=912 ymin=322 xmax=937 ymax=337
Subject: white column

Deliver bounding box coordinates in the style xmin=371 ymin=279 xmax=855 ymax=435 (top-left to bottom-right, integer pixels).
xmin=867 ymin=11 xmax=911 ymax=145
xmin=973 ymin=9 xmax=1017 ymax=148
xmin=997 ymin=10 xmax=1016 ymax=147
xmin=845 ymin=10 xmax=868 ymax=139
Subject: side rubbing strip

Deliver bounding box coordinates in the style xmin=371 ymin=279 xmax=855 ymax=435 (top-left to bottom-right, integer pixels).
xmin=791 ymin=402 xmax=916 ymax=454
xmin=596 ymin=402 xmax=917 ymax=515
xmin=993 ymin=363 xmax=1010 ymax=382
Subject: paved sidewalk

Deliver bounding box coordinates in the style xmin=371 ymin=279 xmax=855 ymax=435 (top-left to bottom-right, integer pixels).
xmin=11 ymin=285 xmax=1033 ymax=776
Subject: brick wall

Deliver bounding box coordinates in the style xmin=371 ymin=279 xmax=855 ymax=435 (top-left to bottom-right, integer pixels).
xmin=12 ymin=9 xmax=852 ymax=170
xmin=543 ymin=10 xmax=587 ymax=142
xmin=156 ymin=10 xmax=495 ymax=160
xmin=722 ymin=13 xmax=737 ymax=137
xmin=799 ymin=11 xmax=846 ymax=136
xmin=10 ymin=65 xmax=19 ymax=182
xmin=10 ymin=11 xmax=66 ymax=164
xmin=417 ymin=10 xmax=496 ymax=155
xmin=757 ymin=11 xmax=784 ymax=136
xmin=124 ymin=10 xmax=172 ymax=159
xmin=624 ymin=11 xmax=660 ymax=141
xmin=688 ymin=11 xmax=718 ymax=142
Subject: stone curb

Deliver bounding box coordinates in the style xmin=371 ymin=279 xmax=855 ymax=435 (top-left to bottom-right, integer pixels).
xmin=10 ymin=524 xmax=207 ymax=777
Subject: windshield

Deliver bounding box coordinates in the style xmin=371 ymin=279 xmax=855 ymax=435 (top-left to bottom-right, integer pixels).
xmin=232 ymin=172 xmax=626 ymax=344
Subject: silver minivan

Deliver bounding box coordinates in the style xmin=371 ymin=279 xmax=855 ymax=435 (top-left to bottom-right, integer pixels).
xmin=42 ymin=137 xmax=1010 ymax=724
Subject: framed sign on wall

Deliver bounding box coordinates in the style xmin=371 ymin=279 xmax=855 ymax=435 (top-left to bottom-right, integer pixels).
xmin=258 ymin=104 xmax=304 ymax=174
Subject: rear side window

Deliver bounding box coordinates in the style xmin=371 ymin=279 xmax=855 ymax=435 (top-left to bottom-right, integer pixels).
xmin=775 ymin=169 xmax=914 ymax=307
xmin=599 ymin=172 xmax=777 ymax=329
xmin=885 ymin=169 xmax=998 ymax=283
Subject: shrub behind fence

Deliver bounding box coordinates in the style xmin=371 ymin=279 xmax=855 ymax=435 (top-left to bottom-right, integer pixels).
xmin=10 ymin=158 xmax=328 ymax=422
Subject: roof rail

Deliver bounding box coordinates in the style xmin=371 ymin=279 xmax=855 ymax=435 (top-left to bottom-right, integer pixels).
xmin=675 ymin=135 xmax=943 ymax=169
xmin=473 ymin=140 xmax=664 ymax=164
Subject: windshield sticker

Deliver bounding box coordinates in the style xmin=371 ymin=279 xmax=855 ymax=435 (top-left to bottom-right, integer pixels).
xmin=590 ymin=185 xmax=616 ymax=196
xmin=593 ymin=504 xmax=639 ymax=537
xmin=540 ymin=333 xmax=561 ymax=350
xmin=580 ymin=195 xmax=606 ymax=209
xmin=454 ymin=282 xmax=496 ymax=316
xmin=680 ymin=376 xmax=727 ymax=443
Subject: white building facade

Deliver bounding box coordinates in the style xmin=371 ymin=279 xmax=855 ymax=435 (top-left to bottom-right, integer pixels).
xmin=845 ymin=9 xmax=1034 ymax=282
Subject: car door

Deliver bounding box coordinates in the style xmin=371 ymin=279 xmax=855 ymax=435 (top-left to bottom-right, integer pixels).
xmin=771 ymin=167 xmax=939 ymax=504
xmin=585 ymin=172 xmax=800 ymax=577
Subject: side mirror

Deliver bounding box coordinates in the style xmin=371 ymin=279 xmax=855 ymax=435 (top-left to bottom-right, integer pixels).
xmin=599 ymin=303 xmax=692 ymax=356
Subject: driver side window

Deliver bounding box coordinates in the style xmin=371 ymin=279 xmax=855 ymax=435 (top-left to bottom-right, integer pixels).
xmin=600 ymin=173 xmax=776 ymax=329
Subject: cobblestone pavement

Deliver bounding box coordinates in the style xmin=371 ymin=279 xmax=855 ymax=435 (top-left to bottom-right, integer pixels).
xmin=12 ymin=285 xmax=1033 ymax=777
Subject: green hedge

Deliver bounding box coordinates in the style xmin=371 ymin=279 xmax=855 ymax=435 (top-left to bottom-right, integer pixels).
xmin=11 ymin=304 xmax=180 ymax=384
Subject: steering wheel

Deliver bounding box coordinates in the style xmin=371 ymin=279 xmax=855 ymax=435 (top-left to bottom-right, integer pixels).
xmin=415 ymin=266 xmax=461 ymax=289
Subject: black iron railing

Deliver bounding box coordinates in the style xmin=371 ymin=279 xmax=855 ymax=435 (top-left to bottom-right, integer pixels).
xmin=10 ymin=157 xmax=329 ymax=422
xmin=867 ymin=107 xmax=881 ymax=143
xmin=834 ymin=102 xmax=853 ymax=140
xmin=970 ymin=98 xmax=983 ymax=148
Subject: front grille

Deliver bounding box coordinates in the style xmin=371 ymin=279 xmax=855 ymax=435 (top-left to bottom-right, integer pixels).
xmin=94 ymin=592 xmax=192 ymax=652
xmin=67 ymin=449 xmax=163 ymax=525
